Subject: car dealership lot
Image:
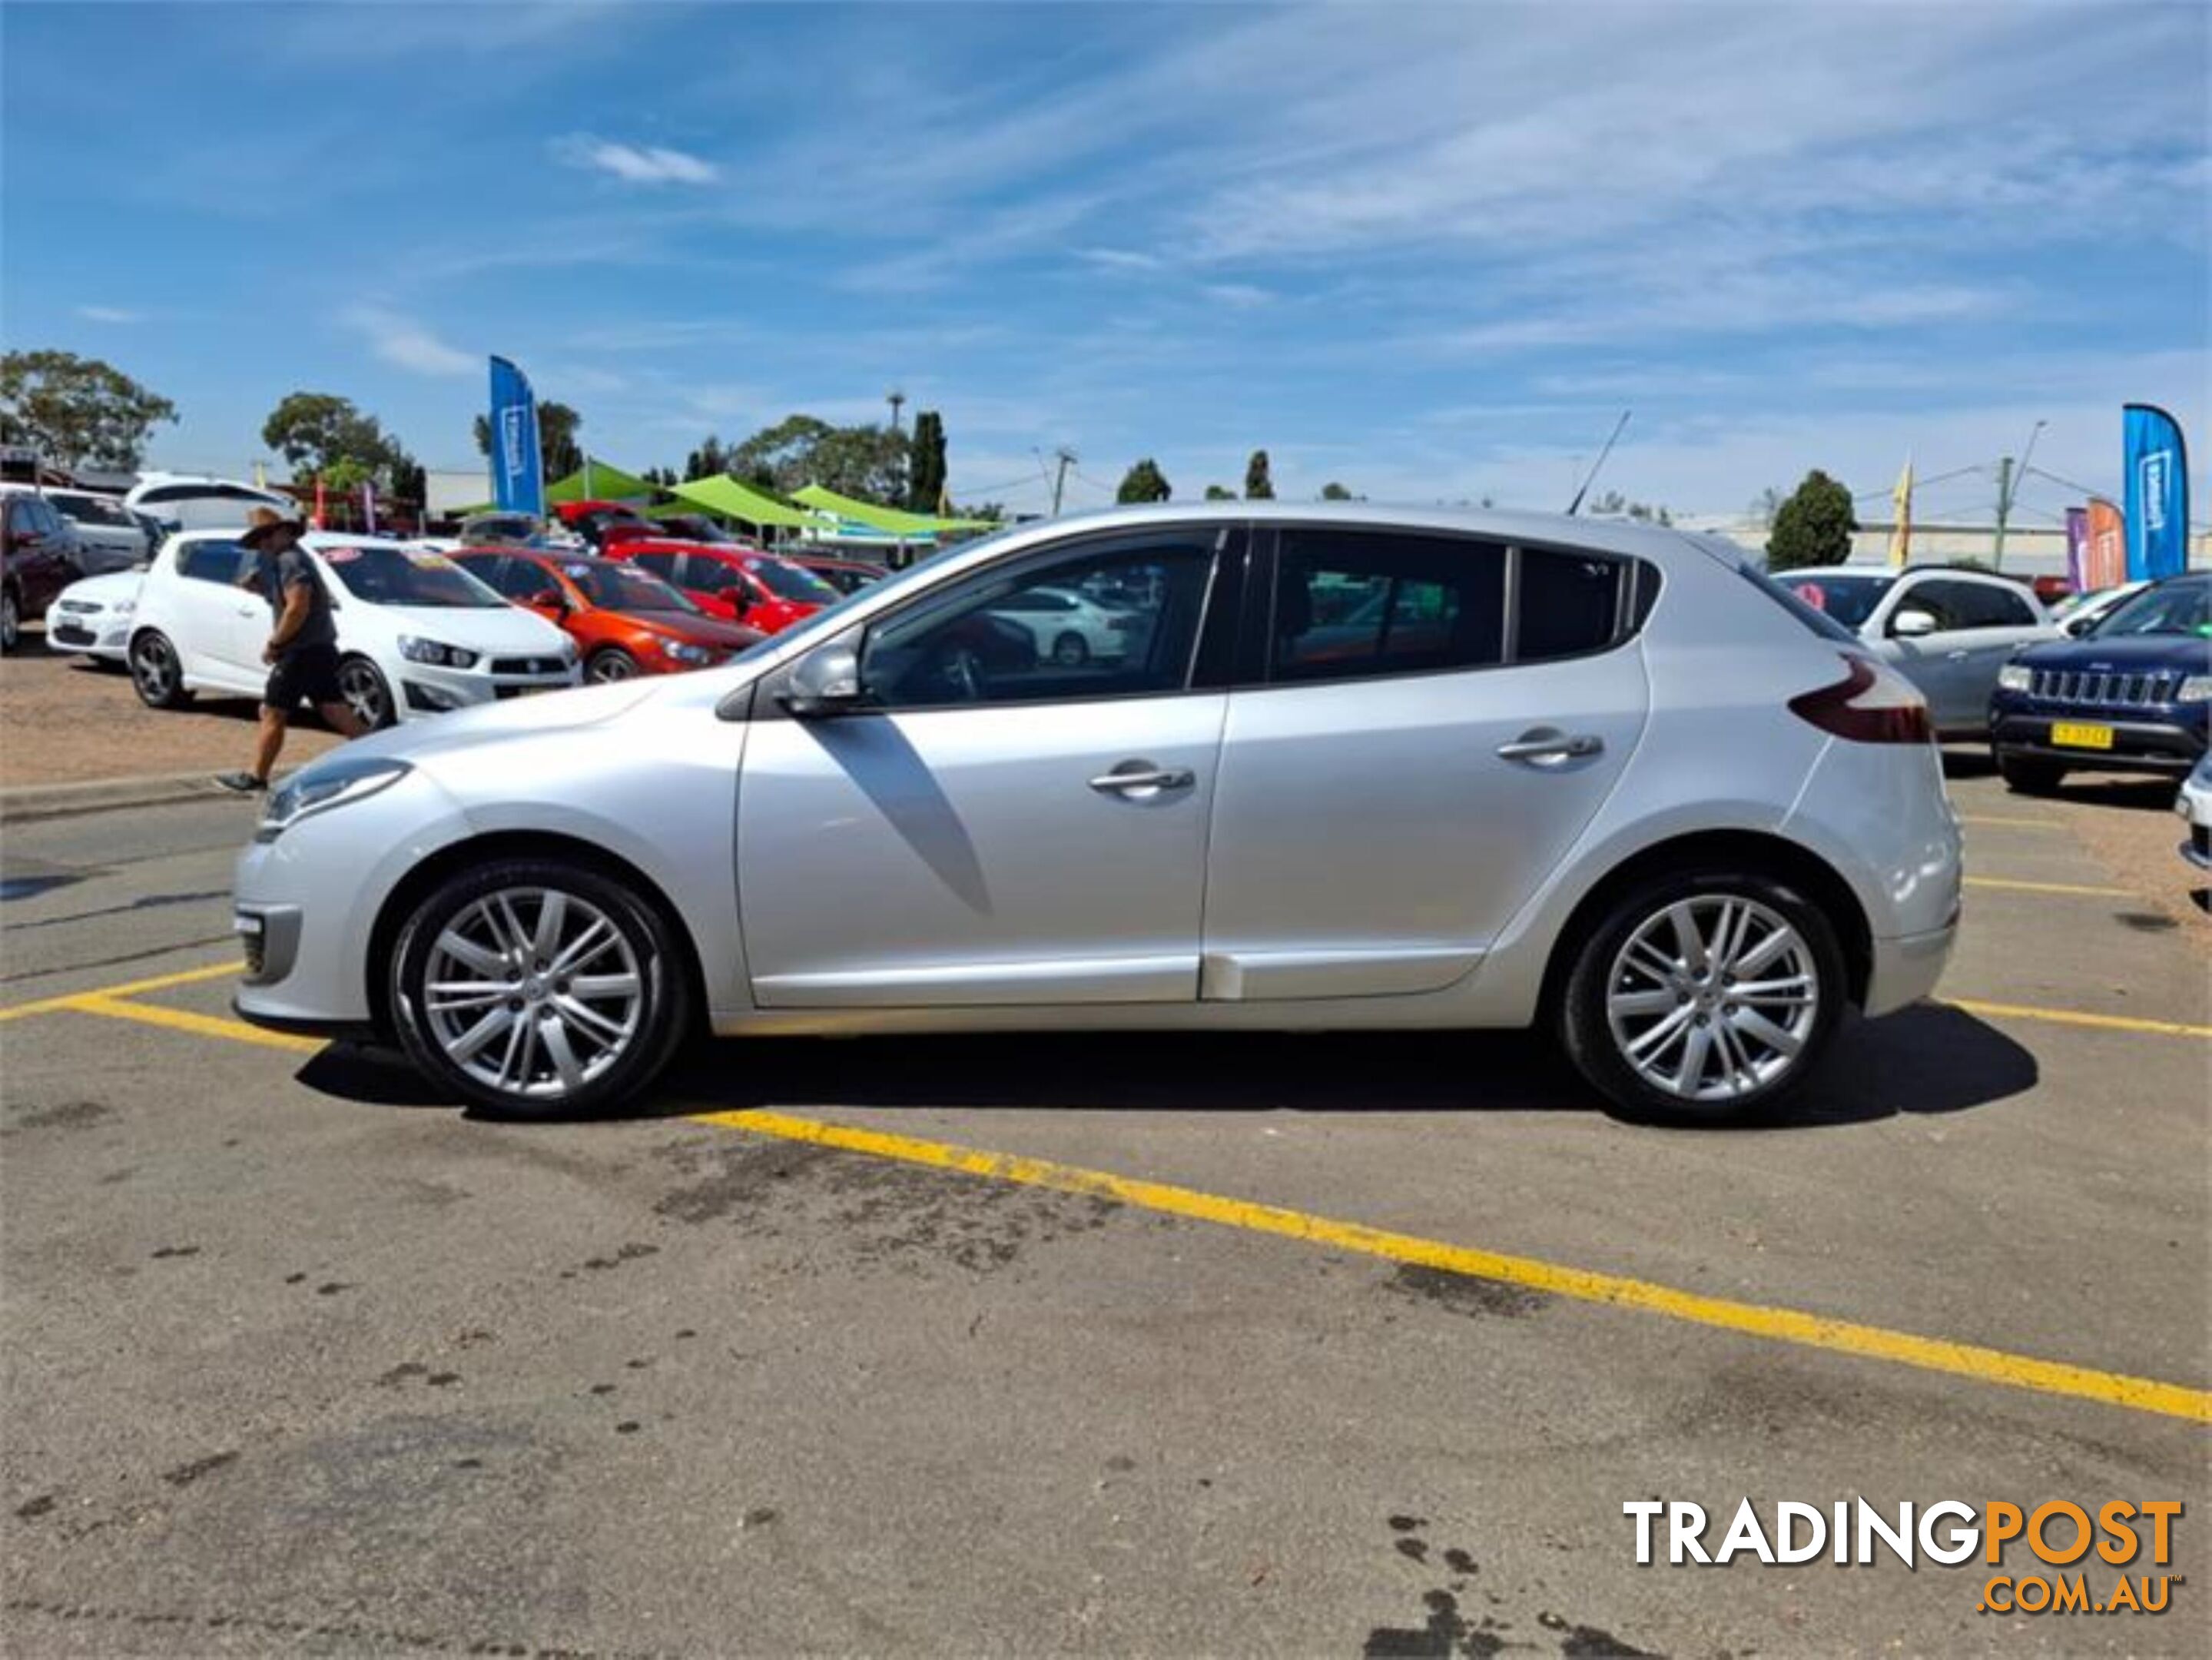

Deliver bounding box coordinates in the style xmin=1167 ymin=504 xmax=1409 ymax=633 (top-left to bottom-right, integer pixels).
xmin=2 ymin=772 xmax=2206 ymax=1657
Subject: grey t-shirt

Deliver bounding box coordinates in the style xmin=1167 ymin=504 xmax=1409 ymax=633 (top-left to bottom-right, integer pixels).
xmin=256 ymin=546 xmax=337 ymax=652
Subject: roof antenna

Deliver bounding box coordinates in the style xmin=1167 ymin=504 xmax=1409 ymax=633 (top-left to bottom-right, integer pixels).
xmin=1565 ymin=410 xmax=1631 ymax=515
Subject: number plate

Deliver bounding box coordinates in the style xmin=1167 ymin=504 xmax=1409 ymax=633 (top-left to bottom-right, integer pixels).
xmin=2051 ymin=721 xmax=2114 ymax=750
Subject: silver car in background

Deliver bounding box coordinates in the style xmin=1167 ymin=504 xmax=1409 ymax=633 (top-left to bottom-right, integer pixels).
xmin=234 ymin=505 xmax=1962 ymax=1124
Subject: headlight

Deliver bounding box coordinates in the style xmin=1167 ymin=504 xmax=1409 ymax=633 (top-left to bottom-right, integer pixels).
xmin=1996 ymin=663 xmax=2033 ymax=692
xmin=398 ymin=636 xmax=480 ymax=669
xmin=257 ymin=757 xmax=412 ymax=842
xmin=113 ymin=599 xmax=135 ymax=617
xmin=2179 ymin=676 xmax=2212 ymax=705
xmin=658 ymin=639 xmax=712 ymax=665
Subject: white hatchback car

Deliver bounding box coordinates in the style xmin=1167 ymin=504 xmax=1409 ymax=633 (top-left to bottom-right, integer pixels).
xmin=129 ymin=530 xmax=579 ymax=727
xmin=46 ymin=568 xmax=147 ymax=665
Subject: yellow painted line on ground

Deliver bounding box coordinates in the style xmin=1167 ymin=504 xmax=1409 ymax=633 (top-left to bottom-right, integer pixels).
xmin=1956 ymin=814 xmax=2064 ymax=829
xmin=0 ymin=959 xmax=237 ymax=1023
xmin=691 ymin=1107 xmax=2211 ymax=1423
xmin=65 ymin=994 xmax=320 ymax=1054
xmin=1945 ymin=998 xmax=2212 ymax=1040
xmin=1963 ymin=876 xmax=2132 ymax=898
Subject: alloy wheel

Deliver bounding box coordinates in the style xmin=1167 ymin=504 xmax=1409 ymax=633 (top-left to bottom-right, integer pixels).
xmin=1 ymin=592 xmax=18 ymax=652
xmin=1603 ymin=895 xmax=1820 ymax=1104
xmin=421 ymin=887 xmax=644 ymax=1101
xmin=132 ymin=635 xmax=175 ymax=700
xmin=588 ymin=652 xmax=637 ymax=683
xmin=339 ymin=658 xmax=389 ymax=728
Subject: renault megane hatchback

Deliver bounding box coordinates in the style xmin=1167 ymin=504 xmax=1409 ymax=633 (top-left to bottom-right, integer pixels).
xmin=231 ymin=505 xmax=1961 ymax=1123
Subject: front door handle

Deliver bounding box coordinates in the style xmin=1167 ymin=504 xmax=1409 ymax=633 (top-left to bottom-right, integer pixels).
xmin=1088 ymin=762 xmax=1195 ymax=794
xmin=1945 ymin=649 xmax=1972 ymax=661
xmin=1496 ymin=730 xmax=1604 ymax=765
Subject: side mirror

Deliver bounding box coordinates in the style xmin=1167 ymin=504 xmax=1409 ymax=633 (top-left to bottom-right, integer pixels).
xmin=527 ymin=589 xmax=567 ymax=613
xmin=722 ymin=584 xmax=751 ymax=614
xmin=1890 ymin=607 xmax=1938 ymax=639
xmin=2061 ymin=613 xmax=2094 ymax=637
xmin=779 ymin=642 xmax=865 ymax=718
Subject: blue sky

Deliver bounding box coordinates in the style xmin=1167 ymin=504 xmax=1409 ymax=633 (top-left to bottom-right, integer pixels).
xmin=5 ymin=1 xmax=2206 ymax=523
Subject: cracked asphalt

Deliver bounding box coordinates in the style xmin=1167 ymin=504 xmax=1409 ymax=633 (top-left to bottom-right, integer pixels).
xmin=2 ymin=762 xmax=2206 ymax=1657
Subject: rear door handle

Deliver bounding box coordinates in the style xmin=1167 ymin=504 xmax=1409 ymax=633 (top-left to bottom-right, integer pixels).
xmin=1496 ymin=731 xmax=1603 ymax=765
xmin=1088 ymin=763 xmax=1195 ymax=794
xmin=1945 ymin=649 xmax=1971 ymax=661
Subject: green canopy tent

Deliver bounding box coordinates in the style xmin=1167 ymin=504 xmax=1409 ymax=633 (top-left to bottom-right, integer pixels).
xmin=791 ymin=483 xmax=997 ymax=536
xmin=658 ymin=475 xmax=824 ymax=531
xmin=453 ymin=460 xmax=658 ymax=519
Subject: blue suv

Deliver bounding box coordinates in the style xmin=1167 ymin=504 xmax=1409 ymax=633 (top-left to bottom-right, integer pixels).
xmin=1988 ymin=572 xmax=2210 ymax=793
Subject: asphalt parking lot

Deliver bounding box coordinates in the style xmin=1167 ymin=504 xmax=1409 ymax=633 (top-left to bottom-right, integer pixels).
xmin=2 ymin=765 xmax=2206 ymax=1657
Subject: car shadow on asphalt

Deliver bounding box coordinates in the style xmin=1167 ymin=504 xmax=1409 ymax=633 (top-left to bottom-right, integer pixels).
xmin=292 ymin=1001 xmax=2036 ymax=1132
xmin=1942 ymin=743 xmax=2180 ymax=812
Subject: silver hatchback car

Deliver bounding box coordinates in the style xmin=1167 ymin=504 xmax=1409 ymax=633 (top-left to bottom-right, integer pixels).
xmin=234 ymin=505 xmax=1962 ymax=1123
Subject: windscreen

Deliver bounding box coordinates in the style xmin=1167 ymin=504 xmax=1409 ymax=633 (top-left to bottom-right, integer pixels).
xmin=2091 ymin=578 xmax=2210 ymax=638
xmin=322 ymin=546 xmax=504 ymax=608
xmin=747 ymin=556 xmax=840 ymax=603
xmin=1782 ymin=573 xmax=1892 ymax=629
xmin=563 ymin=561 xmax=701 ymax=615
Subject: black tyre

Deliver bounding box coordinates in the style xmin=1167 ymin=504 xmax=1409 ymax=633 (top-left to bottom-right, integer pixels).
xmin=1051 ymin=630 xmax=1089 ymax=667
xmin=1 ymin=587 xmax=18 ymax=653
xmin=1557 ymin=867 xmax=1848 ymax=1124
xmin=128 ymin=629 xmax=194 ymax=709
xmin=390 ymin=857 xmax=693 ymax=1119
xmin=585 ymin=648 xmax=639 ymax=683
xmin=337 ymin=654 xmax=395 ymax=729
xmin=1996 ymin=754 xmax=2064 ymax=795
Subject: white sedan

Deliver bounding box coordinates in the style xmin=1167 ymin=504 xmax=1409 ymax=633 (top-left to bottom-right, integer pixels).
xmin=46 ymin=568 xmax=147 ymax=666
xmin=984 ymin=584 xmax=1139 ymax=666
xmin=128 ymin=531 xmax=579 ymax=728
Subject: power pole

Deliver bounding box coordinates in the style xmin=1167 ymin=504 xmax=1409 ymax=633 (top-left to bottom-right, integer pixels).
xmin=1050 ymin=447 xmax=1076 ymax=516
xmin=1991 ymin=456 xmax=2014 ymax=571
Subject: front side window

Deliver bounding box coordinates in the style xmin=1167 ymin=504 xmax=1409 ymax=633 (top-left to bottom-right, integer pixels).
xmin=177 ymin=539 xmax=250 ymax=584
xmin=861 ymin=537 xmax=1215 ymax=709
xmin=1271 ymin=530 xmax=1505 ymax=683
xmin=628 ymin=550 xmax=682 ymax=583
xmin=1894 ymin=579 xmax=1979 ymax=632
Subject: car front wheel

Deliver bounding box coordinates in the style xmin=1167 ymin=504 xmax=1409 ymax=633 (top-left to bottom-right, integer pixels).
xmin=1996 ymin=755 xmax=2064 ymax=795
xmin=585 ymin=648 xmax=638 ymax=682
xmin=338 ymin=655 xmax=395 ymax=729
xmin=1558 ymin=868 xmax=1847 ymax=1124
xmin=390 ymin=858 xmax=692 ymax=1119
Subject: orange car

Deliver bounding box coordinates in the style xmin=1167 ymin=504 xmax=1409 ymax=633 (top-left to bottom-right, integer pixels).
xmin=451 ymin=548 xmax=764 ymax=682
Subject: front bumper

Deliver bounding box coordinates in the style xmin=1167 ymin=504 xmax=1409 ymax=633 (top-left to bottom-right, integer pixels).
xmin=396 ymin=657 xmax=579 ymax=719
xmin=48 ymin=608 xmax=131 ymax=659
xmin=1865 ymin=920 xmax=1958 ymax=1018
xmin=1990 ymin=709 xmax=2204 ymax=775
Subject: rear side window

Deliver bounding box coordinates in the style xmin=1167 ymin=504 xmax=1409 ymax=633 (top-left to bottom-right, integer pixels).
xmin=1272 ymin=530 xmax=1506 ymax=683
xmin=629 ymin=549 xmax=682 ymax=583
xmin=1517 ymin=547 xmax=1626 ymax=662
xmin=177 ymin=540 xmax=249 ymax=584
xmin=1941 ymin=580 xmax=2036 ymax=628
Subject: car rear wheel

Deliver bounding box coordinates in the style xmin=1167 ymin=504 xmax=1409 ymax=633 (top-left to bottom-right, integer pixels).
xmin=585 ymin=648 xmax=638 ymax=683
xmin=0 ymin=588 xmax=18 ymax=653
xmin=1996 ymin=755 xmax=2064 ymax=795
xmin=1558 ymin=868 xmax=1847 ymax=1124
xmin=128 ymin=629 xmax=194 ymax=709
xmin=390 ymin=858 xmax=692 ymax=1119
xmin=338 ymin=655 xmax=394 ymax=729
xmin=1051 ymin=630 xmax=1089 ymax=667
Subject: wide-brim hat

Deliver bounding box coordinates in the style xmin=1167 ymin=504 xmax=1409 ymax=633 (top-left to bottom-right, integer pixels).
xmin=240 ymin=505 xmax=307 ymax=550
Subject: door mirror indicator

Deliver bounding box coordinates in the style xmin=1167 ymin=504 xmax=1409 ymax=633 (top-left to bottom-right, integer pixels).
xmin=1890 ymin=607 xmax=1938 ymax=639
xmin=780 ymin=643 xmax=866 ymax=718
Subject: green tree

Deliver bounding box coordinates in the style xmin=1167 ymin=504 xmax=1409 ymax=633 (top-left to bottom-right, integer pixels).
xmin=684 ymin=435 xmax=728 ymax=482
xmin=0 ymin=350 xmax=177 ymax=470
xmin=262 ymin=392 xmax=400 ymax=479
xmin=1319 ymin=481 xmax=1354 ymax=500
xmin=1203 ymin=483 xmax=1235 ymax=501
xmin=473 ymin=400 xmax=582 ymax=479
xmin=906 ymin=410 xmax=947 ymax=512
xmin=1243 ymin=449 xmax=1274 ymax=500
xmin=730 ymin=413 xmax=908 ymax=500
xmin=1766 ymin=470 xmax=1857 ymax=573
xmin=1116 ymin=457 xmax=1172 ymax=503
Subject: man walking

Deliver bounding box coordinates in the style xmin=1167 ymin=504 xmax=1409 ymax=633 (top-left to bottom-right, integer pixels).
xmin=215 ymin=506 xmax=366 ymax=793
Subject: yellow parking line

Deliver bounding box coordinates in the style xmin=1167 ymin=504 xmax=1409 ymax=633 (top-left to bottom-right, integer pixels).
xmin=1962 ymin=876 xmax=2131 ymax=898
xmin=1957 ymin=814 xmax=2064 ymax=829
xmin=691 ymin=1107 xmax=2212 ymax=1423
xmin=0 ymin=960 xmax=237 ymax=1022
xmin=1945 ymin=998 xmax=2212 ymax=1040
xmin=68 ymin=995 xmax=320 ymax=1054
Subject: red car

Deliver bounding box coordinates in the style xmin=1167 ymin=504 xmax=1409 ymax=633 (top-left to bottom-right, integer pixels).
xmin=782 ymin=553 xmax=888 ymax=596
xmin=552 ymin=500 xmax=656 ymax=551
xmin=451 ymin=548 xmax=764 ymax=682
xmin=607 ymin=540 xmax=842 ymax=635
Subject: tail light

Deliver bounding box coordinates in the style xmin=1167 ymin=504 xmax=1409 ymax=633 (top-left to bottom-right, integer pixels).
xmin=1788 ymin=653 xmax=1933 ymax=745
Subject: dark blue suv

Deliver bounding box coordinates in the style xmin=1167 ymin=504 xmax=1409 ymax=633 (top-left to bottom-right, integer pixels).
xmin=1988 ymin=572 xmax=2210 ymax=794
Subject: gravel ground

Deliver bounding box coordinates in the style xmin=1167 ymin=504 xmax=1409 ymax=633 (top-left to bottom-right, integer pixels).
xmin=0 ymin=629 xmax=343 ymax=788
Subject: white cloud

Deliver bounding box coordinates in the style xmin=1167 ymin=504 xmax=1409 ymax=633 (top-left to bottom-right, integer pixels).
xmin=554 ymin=134 xmax=719 ymax=186
xmin=1078 ymin=248 xmax=1166 ymax=272
xmin=341 ymin=305 xmax=474 ymax=377
xmin=75 ymin=305 xmax=142 ymax=324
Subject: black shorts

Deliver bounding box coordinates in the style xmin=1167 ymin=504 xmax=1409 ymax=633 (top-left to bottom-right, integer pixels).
xmin=264 ymin=644 xmax=343 ymax=711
